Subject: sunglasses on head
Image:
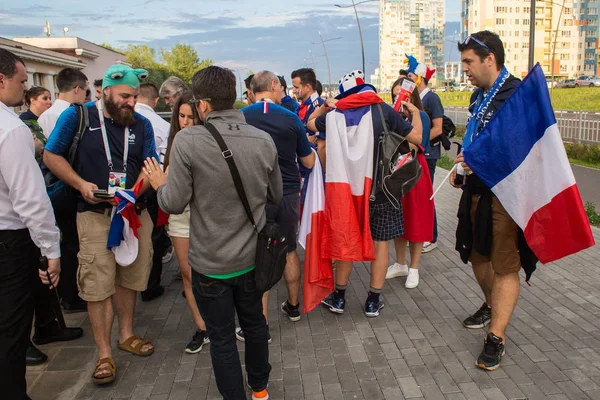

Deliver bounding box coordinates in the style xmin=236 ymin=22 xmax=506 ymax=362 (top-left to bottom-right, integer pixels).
xmin=462 ymin=35 xmax=491 ymax=53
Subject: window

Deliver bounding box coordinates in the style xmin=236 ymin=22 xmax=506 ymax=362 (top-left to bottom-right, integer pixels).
xmin=515 ymin=31 xmax=520 ymax=37
xmin=514 ymin=54 xmax=519 ymax=61
xmin=524 ymin=7 xmax=530 ymax=14
xmin=523 ymin=42 xmax=529 ymax=49
xmin=523 ymin=19 xmax=530 ymax=25
xmin=564 ymin=8 xmax=571 ymax=15
xmin=496 ymin=18 xmax=506 ymax=25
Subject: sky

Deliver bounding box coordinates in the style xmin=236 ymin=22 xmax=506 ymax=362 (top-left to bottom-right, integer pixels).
xmin=0 ymin=0 xmax=463 ymax=85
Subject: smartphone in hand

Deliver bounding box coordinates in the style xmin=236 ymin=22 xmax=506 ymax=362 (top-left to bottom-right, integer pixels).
xmin=92 ymin=189 xmax=115 ymax=199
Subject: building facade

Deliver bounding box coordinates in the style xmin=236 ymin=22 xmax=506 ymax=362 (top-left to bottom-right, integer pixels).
xmin=0 ymin=37 xmax=85 ymax=107
xmin=12 ymin=36 xmax=128 ymax=94
xmin=461 ymin=0 xmax=598 ymax=79
xmin=377 ymin=0 xmax=445 ymax=90
xmin=444 ymin=61 xmax=463 ymax=82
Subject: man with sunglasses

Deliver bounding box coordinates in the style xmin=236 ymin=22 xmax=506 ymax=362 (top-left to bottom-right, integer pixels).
xmin=450 ymin=31 xmax=523 ymax=371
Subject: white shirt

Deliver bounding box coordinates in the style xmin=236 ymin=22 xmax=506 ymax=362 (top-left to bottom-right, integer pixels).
xmin=135 ymin=103 xmax=170 ymax=163
xmin=38 ymin=99 xmax=71 ymax=139
xmin=419 ymin=87 xmax=431 ymax=101
xmin=0 ymin=101 xmax=61 ymax=258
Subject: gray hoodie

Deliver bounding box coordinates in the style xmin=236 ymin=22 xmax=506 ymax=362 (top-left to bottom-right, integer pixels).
xmin=157 ymin=109 xmax=282 ymax=275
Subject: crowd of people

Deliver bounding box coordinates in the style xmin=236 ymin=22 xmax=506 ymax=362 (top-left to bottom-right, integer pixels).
xmin=0 ymin=30 xmax=530 ymax=400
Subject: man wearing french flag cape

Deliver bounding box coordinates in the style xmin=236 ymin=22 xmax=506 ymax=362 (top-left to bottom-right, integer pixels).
xmin=451 ymin=31 xmax=595 ymax=372
xmin=307 ymin=70 xmax=423 ymax=317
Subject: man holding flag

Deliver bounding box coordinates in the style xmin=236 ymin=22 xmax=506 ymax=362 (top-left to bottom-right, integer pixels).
xmin=451 ymin=31 xmax=594 ymax=371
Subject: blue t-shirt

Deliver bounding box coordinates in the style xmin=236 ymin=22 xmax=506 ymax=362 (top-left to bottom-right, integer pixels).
xmin=281 ymin=95 xmax=300 ymax=113
xmin=45 ymin=102 xmax=157 ymax=212
xmin=243 ymin=101 xmax=313 ymax=196
xmin=421 ymin=90 xmax=444 ymax=160
xmin=419 ymin=110 xmax=431 ymax=152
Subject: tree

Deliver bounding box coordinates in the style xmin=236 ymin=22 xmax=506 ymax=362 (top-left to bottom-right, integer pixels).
xmin=125 ymin=44 xmax=157 ymax=69
xmin=160 ymin=43 xmax=212 ymax=84
xmin=99 ymin=42 xmax=123 ymax=54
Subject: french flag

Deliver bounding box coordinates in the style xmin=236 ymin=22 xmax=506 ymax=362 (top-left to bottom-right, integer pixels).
xmin=464 ymin=64 xmax=595 ymax=264
xmin=298 ymin=150 xmax=333 ymax=313
xmin=107 ymin=180 xmax=144 ymax=266
xmin=321 ymin=102 xmax=376 ymax=261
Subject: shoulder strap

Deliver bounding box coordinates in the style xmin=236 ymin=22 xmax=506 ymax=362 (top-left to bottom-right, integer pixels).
xmin=67 ymin=103 xmax=89 ymax=166
xmin=376 ymin=103 xmax=389 ymax=135
xmin=204 ymin=122 xmax=258 ymax=232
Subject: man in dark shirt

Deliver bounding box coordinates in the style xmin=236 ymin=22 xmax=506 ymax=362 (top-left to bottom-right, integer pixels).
xmin=292 ymin=68 xmax=324 ymax=136
xmin=44 ymin=64 xmax=157 ymax=385
xmin=243 ymin=71 xmax=315 ymax=326
xmin=451 ymin=30 xmax=522 ymax=371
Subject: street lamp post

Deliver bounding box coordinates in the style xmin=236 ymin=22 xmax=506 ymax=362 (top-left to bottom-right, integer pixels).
xmin=528 ymin=0 xmax=536 ymax=71
xmin=334 ymin=0 xmax=379 ymax=77
xmin=313 ymin=33 xmax=342 ymax=87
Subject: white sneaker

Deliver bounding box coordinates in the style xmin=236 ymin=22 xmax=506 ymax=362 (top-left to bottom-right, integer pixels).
xmin=421 ymin=242 xmax=438 ymax=253
xmin=162 ymin=246 xmax=175 ymax=263
xmin=405 ymin=268 xmax=419 ymax=289
xmin=386 ymin=263 xmax=409 ymax=279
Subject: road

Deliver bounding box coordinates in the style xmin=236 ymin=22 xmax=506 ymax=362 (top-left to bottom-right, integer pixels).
xmin=572 ymin=164 xmax=600 ymax=206
xmin=443 ymin=144 xmax=600 ymax=205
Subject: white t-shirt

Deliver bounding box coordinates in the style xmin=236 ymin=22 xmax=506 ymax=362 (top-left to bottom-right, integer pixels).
xmin=135 ymin=103 xmax=170 ymax=163
xmin=38 ymin=99 xmax=71 ymax=139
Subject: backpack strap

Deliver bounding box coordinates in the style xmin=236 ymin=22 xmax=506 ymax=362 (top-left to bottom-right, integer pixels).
xmin=67 ymin=102 xmax=89 ymax=166
xmin=370 ymin=104 xmax=388 ymax=202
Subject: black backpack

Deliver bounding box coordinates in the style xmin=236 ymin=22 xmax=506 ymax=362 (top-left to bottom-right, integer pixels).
xmin=370 ymin=104 xmax=422 ymax=209
xmin=40 ymin=102 xmax=89 ymax=204
xmin=429 ymin=115 xmax=455 ymax=151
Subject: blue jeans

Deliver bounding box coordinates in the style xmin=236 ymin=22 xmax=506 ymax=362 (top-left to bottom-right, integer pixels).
xmin=192 ymin=269 xmax=271 ymax=399
xmin=426 ymin=158 xmax=438 ymax=243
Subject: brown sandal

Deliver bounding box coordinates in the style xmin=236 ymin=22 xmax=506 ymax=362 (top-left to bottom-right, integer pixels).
xmin=92 ymin=357 xmax=116 ymax=385
xmin=118 ymin=335 xmax=154 ymax=357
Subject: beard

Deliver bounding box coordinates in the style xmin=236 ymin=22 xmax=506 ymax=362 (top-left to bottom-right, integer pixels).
xmin=104 ymin=93 xmax=136 ymax=126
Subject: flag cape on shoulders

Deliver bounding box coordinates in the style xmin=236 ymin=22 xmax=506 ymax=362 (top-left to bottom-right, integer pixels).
xmin=321 ymin=88 xmax=382 ymax=261
xmin=463 ymin=64 xmax=595 ymax=264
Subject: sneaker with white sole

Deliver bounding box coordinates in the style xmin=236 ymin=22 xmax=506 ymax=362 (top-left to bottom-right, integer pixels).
xmin=421 ymin=242 xmax=438 ymax=253
xmin=162 ymin=246 xmax=175 ymax=263
xmin=385 ymin=263 xmax=409 ymax=279
xmin=405 ymin=268 xmax=419 ymax=288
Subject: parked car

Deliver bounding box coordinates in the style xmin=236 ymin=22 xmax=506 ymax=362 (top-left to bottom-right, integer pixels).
xmin=575 ymin=75 xmax=600 ymax=87
xmin=457 ymin=83 xmax=475 ymax=92
xmin=556 ymin=79 xmax=576 ymax=88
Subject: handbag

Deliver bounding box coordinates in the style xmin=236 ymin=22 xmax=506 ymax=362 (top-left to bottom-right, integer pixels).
xmin=370 ymin=104 xmax=422 ymax=209
xmin=204 ymin=123 xmax=290 ymax=293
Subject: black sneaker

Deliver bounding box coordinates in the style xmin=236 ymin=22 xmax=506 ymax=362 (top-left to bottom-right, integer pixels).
xmin=463 ymin=303 xmax=492 ymax=329
xmin=185 ymin=330 xmax=210 ymax=354
xmin=476 ymin=333 xmax=505 ymax=371
xmin=364 ymin=298 xmax=384 ymax=318
xmin=235 ymin=327 xmax=272 ymax=344
xmin=281 ymin=301 xmax=301 ymax=322
xmin=321 ymin=292 xmax=345 ymax=314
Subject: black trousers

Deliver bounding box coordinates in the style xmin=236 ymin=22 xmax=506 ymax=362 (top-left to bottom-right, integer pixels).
xmin=0 ymin=229 xmax=39 ymax=400
xmin=145 ymin=203 xmax=170 ymax=291
xmin=53 ymin=196 xmax=81 ymax=304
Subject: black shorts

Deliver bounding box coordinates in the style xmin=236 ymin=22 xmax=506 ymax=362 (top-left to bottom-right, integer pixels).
xmin=265 ymin=193 xmax=300 ymax=251
xmin=369 ymin=201 xmax=404 ymax=242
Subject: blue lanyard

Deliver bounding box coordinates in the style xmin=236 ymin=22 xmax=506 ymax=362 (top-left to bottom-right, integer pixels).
xmin=462 ymin=67 xmax=510 ymax=151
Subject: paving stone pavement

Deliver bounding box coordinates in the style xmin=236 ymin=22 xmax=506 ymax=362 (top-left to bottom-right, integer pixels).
xmin=26 ymin=168 xmax=600 ymax=400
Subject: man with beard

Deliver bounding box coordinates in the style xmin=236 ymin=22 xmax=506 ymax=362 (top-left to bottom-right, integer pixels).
xmin=44 ymin=64 xmax=157 ymax=385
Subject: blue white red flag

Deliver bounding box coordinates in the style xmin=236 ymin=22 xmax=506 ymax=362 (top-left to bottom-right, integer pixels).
xmin=107 ymin=180 xmax=144 ymax=266
xmin=463 ymin=64 xmax=595 ymax=264
xmin=298 ymin=150 xmax=333 ymax=313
